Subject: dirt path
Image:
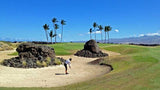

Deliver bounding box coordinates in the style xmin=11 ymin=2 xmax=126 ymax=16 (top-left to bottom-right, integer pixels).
xmin=0 ymin=50 xmax=120 ymax=87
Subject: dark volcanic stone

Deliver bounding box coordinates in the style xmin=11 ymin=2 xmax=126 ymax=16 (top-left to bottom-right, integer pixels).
xmin=84 ymin=40 xmax=100 ymax=53
xmin=2 ymin=43 xmax=56 ymax=68
xmin=16 ymin=43 xmax=55 ymax=59
xmin=75 ymin=40 xmax=108 ymax=58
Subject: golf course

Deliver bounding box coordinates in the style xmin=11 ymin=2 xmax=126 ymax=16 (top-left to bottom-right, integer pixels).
xmin=0 ymin=42 xmax=160 ymax=90
xmin=1 ymin=0 xmax=160 ymax=90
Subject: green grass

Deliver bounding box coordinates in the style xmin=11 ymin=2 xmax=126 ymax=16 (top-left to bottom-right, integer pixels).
xmin=8 ymin=52 xmax=18 ymax=56
xmin=1 ymin=43 xmax=160 ymax=90
xmin=48 ymin=43 xmax=84 ymax=55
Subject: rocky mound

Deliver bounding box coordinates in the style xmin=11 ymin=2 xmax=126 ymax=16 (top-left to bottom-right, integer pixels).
xmin=75 ymin=40 xmax=108 ymax=58
xmin=2 ymin=43 xmax=64 ymax=68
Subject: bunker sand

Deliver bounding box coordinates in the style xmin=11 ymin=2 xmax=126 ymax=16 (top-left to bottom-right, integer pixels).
xmin=0 ymin=50 xmax=120 ymax=87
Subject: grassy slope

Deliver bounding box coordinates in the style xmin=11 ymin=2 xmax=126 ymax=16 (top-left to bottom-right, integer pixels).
xmin=1 ymin=43 xmax=160 ymax=90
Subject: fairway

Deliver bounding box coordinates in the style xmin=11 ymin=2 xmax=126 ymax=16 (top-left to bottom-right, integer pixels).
xmin=1 ymin=43 xmax=160 ymax=90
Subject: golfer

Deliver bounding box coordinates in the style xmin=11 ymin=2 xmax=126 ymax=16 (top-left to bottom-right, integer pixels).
xmin=64 ymin=58 xmax=72 ymax=74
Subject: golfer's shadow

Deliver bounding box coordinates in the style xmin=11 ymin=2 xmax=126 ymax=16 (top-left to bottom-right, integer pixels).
xmin=55 ymin=73 xmax=66 ymax=75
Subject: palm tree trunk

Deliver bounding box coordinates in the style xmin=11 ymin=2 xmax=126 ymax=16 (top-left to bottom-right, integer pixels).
xmin=101 ymin=31 xmax=102 ymax=43
xmin=61 ymin=25 xmax=63 ymax=43
xmin=51 ymin=37 xmax=52 ymax=44
xmin=94 ymin=28 xmax=96 ymax=41
xmin=107 ymin=32 xmax=109 ymax=44
xmin=55 ymin=30 xmax=56 ymax=44
xmin=105 ymin=32 xmax=106 ymax=43
xmin=45 ymin=30 xmax=48 ymax=42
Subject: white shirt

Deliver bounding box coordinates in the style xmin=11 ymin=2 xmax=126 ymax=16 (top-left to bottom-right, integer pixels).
xmin=65 ymin=60 xmax=71 ymax=66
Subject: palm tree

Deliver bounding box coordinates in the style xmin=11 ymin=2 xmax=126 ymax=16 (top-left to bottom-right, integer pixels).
xmin=52 ymin=18 xmax=58 ymax=24
xmin=98 ymin=25 xmax=103 ymax=42
xmin=43 ymin=24 xmax=49 ymax=42
xmin=61 ymin=20 xmax=66 ymax=43
xmin=49 ymin=30 xmax=54 ymax=44
xmin=89 ymin=28 xmax=92 ymax=40
xmin=54 ymin=24 xmax=59 ymax=43
xmin=52 ymin=18 xmax=58 ymax=43
xmin=104 ymin=26 xmax=112 ymax=43
xmin=93 ymin=22 xmax=98 ymax=41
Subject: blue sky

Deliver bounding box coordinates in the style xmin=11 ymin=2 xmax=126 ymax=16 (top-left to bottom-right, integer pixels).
xmin=0 ymin=0 xmax=160 ymax=42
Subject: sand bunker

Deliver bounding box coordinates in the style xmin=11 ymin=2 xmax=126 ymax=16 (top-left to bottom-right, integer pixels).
xmin=0 ymin=49 xmax=120 ymax=87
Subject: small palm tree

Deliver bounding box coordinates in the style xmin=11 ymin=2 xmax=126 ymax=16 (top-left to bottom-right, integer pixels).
xmin=52 ymin=18 xmax=58 ymax=43
xmin=89 ymin=28 xmax=92 ymax=40
xmin=43 ymin=24 xmax=49 ymax=42
xmin=52 ymin=18 xmax=58 ymax=24
xmin=61 ymin=20 xmax=66 ymax=43
xmin=93 ymin=22 xmax=98 ymax=41
xmin=104 ymin=26 xmax=112 ymax=43
xmin=98 ymin=25 xmax=103 ymax=42
xmin=49 ymin=30 xmax=54 ymax=44
xmin=54 ymin=24 xmax=59 ymax=43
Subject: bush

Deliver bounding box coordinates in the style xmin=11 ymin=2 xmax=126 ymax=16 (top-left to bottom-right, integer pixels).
xmin=36 ymin=60 xmax=42 ymax=67
xmin=22 ymin=61 xmax=27 ymax=67
xmin=42 ymin=61 xmax=47 ymax=67
xmin=54 ymin=58 xmax=62 ymax=65
xmin=46 ymin=57 xmax=51 ymax=65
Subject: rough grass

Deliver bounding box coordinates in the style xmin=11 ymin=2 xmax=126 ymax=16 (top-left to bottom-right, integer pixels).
xmin=1 ymin=43 xmax=160 ymax=90
xmin=0 ymin=41 xmax=19 ymax=51
xmin=8 ymin=52 xmax=18 ymax=56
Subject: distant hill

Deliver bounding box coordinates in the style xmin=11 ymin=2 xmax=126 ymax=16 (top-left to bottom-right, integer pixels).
xmin=109 ymin=35 xmax=160 ymax=44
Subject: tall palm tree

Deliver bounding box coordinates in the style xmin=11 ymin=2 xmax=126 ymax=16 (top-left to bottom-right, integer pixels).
xmin=61 ymin=20 xmax=66 ymax=43
xmin=52 ymin=18 xmax=58 ymax=43
xmin=89 ymin=28 xmax=92 ymax=40
xmin=98 ymin=25 xmax=103 ymax=42
xmin=43 ymin=24 xmax=49 ymax=42
xmin=54 ymin=24 xmax=59 ymax=43
xmin=104 ymin=26 xmax=112 ymax=43
xmin=93 ymin=22 xmax=98 ymax=41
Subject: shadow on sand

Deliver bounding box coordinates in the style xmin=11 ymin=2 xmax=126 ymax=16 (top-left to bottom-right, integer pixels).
xmin=55 ymin=73 xmax=66 ymax=75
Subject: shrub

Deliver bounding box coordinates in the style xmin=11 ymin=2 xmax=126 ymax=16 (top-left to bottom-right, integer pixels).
xmin=36 ymin=60 xmax=42 ymax=67
xmin=54 ymin=58 xmax=62 ymax=65
xmin=22 ymin=61 xmax=27 ymax=67
xmin=46 ymin=57 xmax=51 ymax=65
xmin=42 ymin=61 xmax=47 ymax=67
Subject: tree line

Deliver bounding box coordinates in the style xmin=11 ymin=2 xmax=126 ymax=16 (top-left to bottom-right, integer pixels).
xmin=43 ymin=18 xmax=66 ymax=44
xmin=89 ymin=22 xmax=112 ymax=43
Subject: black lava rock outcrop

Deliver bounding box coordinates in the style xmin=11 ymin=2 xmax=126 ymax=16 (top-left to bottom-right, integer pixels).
xmin=2 ymin=43 xmax=61 ymax=68
xmin=75 ymin=40 xmax=108 ymax=58
xmin=16 ymin=43 xmax=55 ymax=60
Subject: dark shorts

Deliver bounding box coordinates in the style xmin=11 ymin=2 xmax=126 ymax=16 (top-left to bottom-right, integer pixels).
xmin=64 ymin=63 xmax=67 ymax=71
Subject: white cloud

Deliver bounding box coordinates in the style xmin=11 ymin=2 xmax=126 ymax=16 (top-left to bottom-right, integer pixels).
xmin=115 ymin=29 xmax=119 ymax=32
xmin=139 ymin=32 xmax=160 ymax=37
xmin=58 ymin=34 xmax=61 ymax=38
xmin=146 ymin=33 xmax=160 ymax=36
xmin=139 ymin=34 xmax=144 ymax=37
xmin=87 ymin=31 xmax=101 ymax=34
xmin=93 ymin=31 xmax=101 ymax=34
xmin=79 ymin=34 xmax=84 ymax=36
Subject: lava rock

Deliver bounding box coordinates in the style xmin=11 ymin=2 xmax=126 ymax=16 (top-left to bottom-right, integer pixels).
xmin=16 ymin=43 xmax=55 ymax=59
xmin=84 ymin=40 xmax=100 ymax=53
xmin=2 ymin=43 xmax=57 ymax=68
xmin=75 ymin=40 xmax=108 ymax=58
